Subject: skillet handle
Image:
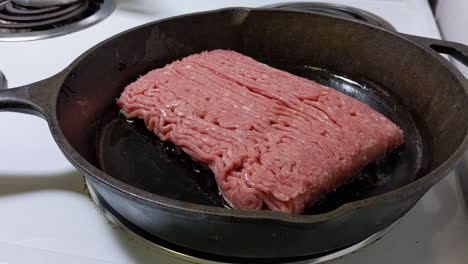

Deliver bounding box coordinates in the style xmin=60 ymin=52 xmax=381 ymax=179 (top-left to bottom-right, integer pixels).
xmin=402 ymin=34 xmax=468 ymax=78
xmin=0 ymin=72 xmax=63 ymax=119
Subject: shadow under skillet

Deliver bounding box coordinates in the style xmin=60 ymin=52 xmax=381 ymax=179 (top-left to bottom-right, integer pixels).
xmin=0 ymin=170 xmax=86 ymax=196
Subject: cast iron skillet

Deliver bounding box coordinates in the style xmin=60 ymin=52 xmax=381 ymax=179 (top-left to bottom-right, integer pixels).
xmin=0 ymin=8 xmax=467 ymax=260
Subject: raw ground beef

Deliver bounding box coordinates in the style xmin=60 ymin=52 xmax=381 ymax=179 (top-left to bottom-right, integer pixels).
xmin=117 ymin=50 xmax=403 ymax=214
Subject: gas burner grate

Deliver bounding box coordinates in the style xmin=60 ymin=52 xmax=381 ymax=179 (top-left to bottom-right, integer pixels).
xmin=0 ymin=0 xmax=115 ymax=41
xmin=263 ymin=2 xmax=396 ymax=32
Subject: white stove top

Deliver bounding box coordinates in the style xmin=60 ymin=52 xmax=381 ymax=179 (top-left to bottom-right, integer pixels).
xmin=0 ymin=1 xmax=467 ymax=263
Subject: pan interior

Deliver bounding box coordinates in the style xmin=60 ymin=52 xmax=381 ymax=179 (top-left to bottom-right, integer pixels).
xmin=55 ymin=9 xmax=468 ymax=218
xmin=96 ymin=64 xmax=430 ymax=214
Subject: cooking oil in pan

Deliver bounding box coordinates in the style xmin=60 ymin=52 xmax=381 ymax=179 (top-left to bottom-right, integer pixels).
xmin=97 ymin=67 xmax=431 ymax=214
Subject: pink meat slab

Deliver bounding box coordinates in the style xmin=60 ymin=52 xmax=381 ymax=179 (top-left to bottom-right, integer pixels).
xmin=117 ymin=50 xmax=403 ymax=214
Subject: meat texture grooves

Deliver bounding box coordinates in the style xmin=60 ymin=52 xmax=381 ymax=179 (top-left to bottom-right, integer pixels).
xmin=117 ymin=50 xmax=404 ymax=214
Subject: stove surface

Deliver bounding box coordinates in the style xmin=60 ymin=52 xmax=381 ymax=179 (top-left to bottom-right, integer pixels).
xmin=0 ymin=1 xmax=467 ymax=264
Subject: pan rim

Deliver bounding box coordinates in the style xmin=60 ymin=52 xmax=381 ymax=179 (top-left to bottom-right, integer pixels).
xmin=50 ymin=7 xmax=468 ymax=224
